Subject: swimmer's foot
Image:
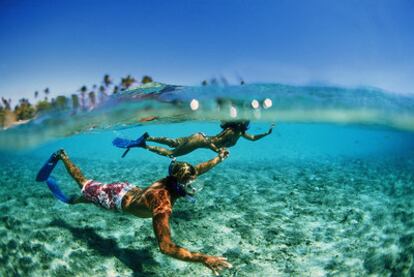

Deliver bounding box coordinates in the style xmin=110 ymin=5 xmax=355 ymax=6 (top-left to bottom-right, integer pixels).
xmin=137 ymin=132 xmax=148 ymax=147
xmin=54 ymin=149 xmax=68 ymax=160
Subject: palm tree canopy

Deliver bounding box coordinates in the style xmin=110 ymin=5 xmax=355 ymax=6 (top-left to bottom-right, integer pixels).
xmin=113 ymin=85 xmax=119 ymax=94
xmin=121 ymin=75 xmax=136 ymax=90
xmin=103 ymin=74 xmax=112 ymax=87
xmin=79 ymin=86 xmax=88 ymax=94
xmin=141 ymin=75 xmax=153 ymax=84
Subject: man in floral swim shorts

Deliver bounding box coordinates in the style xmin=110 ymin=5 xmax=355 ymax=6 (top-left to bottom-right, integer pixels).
xmin=81 ymin=180 xmax=135 ymax=210
xmin=56 ymin=149 xmax=232 ymax=276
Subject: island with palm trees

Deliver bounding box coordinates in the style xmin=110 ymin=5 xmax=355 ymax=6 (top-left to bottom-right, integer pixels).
xmin=0 ymin=74 xmax=155 ymax=129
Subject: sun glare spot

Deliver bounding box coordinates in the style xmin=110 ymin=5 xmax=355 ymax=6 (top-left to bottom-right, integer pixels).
xmin=263 ymin=98 xmax=272 ymax=109
xmin=230 ymin=106 xmax=238 ymax=118
xmin=251 ymin=99 xmax=260 ymax=109
xmin=190 ymin=99 xmax=199 ymax=110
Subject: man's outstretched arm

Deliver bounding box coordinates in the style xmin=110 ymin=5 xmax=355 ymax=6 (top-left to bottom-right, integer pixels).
xmin=242 ymin=123 xmax=274 ymax=141
xmin=152 ymin=212 xmax=232 ymax=275
xmin=194 ymin=148 xmax=228 ymax=176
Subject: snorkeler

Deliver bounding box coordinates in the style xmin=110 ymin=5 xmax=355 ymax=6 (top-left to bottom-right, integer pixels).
xmin=45 ymin=148 xmax=232 ymax=275
xmin=113 ymin=121 xmax=274 ymax=158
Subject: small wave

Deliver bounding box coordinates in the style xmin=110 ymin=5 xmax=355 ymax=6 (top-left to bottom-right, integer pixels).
xmin=1 ymin=83 xmax=413 ymax=150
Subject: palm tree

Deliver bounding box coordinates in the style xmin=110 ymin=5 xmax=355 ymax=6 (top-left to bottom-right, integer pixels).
xmin=79 ymin=85 xmax=88 ymax=110
xmin=15 ymin=98 xmax=35 ymax=120
xmin=88 ymin=91 xmax=96 ymax=109
xmin=113 ymin=85 xmax=119 ymax=94
xmin=34 ymin=91 xmax=39 ymax=99
xmin=1 ymin=97 xmax=11 ymax=110
xmin=44 ymin=88 xmax=50 ymax=100
xmin=98 ymin=85 xmax=107 ymax=103
xmin=121 ymin=75 xmax=136 ymax=90
xmin=103 ymin=74 xmax=112 ymax=88
xmin=141 ymin=75 xmax=153 ymax=84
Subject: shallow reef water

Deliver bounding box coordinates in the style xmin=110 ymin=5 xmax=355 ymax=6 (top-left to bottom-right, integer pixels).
xmin=0 ymin=121 xmax=413 ymax=276
xmin=1 ymin=84 xmax=414 ymax=276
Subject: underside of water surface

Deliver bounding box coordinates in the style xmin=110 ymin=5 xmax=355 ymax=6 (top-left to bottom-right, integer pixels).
xmin=0 ymin=83 xmax=414 ymax=276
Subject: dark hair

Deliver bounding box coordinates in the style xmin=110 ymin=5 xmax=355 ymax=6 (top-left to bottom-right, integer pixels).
xmin=220 ymin=120 xmax=250 ymax=132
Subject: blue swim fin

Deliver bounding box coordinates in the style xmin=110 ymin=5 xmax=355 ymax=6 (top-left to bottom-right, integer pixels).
xmin=46 ymin=177 xmax=72 ymax=204
xmin=112 ymin=132 xmax=148 ymax=158
xmin=112 ymin=137 xmax=135 ymax=149
xmin=36 ymin=152 xmax=59 ymax=182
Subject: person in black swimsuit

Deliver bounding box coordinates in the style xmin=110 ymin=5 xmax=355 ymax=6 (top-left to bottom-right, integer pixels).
xmin=140 ymin=121 xmax=274 ymax=157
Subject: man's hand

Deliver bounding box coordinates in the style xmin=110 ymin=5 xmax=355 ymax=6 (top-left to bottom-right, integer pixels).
xmin=219 ymin=148 xmax=229 ymax=160
xmin=203 ymin=256 xmax=233 ymax=276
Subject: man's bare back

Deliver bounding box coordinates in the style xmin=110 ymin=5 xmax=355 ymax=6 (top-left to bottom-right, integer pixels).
xmin=56 ymin=148 xmax=232 ymax=275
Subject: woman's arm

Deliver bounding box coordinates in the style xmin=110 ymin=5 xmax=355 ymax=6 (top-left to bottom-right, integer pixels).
xmin=208 ymin=142 xmax=220 ymax=153
xmin=242 ymin=124 xmax=274 ymax=141
xmin=152 ymin=212 xmax=232 ymax=275
xmin=194 ymin=148 xmax=229 ymax=176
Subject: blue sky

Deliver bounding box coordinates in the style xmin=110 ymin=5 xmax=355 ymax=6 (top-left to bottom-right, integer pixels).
xmin=1 ymin=0 xmax=413 ymax=104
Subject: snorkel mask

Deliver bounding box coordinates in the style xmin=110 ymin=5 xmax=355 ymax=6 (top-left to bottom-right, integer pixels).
xmin=179 ymin=180 xmax=205 ymax=196
xmin=168 ymin=159 xmax=203 ymax=202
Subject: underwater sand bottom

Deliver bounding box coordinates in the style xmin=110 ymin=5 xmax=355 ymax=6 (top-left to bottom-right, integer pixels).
xmin=0 ymin=157 xmax=413 ymax=276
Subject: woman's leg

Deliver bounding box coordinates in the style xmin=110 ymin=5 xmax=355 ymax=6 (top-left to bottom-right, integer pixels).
xmin=144 ymin=145 xmax=174 ymax=157
xmin=147 ymin=135 xmax=179 ymax=147
xmin=58 ymin=150 xmax=88 ymax=188
xmin=171 ymin=133 xmax=207 ymax=156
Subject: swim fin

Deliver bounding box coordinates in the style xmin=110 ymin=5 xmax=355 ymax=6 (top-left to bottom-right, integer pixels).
xmin=36 ymin=152 xmax=60 ymax=182
xmin=112 ymin=132 xmax=148 ymax=158
xmin=112 ymin=137 xmax=135 ymax=148
xmin=46 ymin=177 xmax=73 ymax=204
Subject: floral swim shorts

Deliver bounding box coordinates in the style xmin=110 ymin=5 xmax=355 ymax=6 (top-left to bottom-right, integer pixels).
xmin=82 ymin=180 xmax=135 ymax=210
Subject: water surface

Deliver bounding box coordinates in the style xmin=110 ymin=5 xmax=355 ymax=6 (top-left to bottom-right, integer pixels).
xmin=1 ymin=83 xmax=413 ymax=276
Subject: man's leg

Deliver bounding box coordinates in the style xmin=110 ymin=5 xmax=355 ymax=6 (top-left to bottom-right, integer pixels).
xmin=68 ymin=196 xmax=89 ymax=205
xmin=58 ymin=150 xmax=88 ymax=188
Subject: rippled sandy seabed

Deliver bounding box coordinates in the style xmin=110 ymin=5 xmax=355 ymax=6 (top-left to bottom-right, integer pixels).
xmin=1 ymin=122 xmax=414 ymax=276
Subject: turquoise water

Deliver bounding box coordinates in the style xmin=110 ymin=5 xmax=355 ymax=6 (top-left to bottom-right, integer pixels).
xmin=1 ymin=83 xmax=414 ymax=276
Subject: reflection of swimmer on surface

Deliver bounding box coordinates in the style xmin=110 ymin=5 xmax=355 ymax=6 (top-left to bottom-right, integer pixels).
xmin=141 ymin=120 xmax=274 ymax=157
xmin=55 ymin=148 xmax=232 ymax=275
